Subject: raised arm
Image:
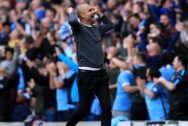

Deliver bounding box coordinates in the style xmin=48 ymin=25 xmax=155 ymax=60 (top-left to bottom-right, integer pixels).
xmin=94 ymin=8 xmax=114 ymax=35
xmin=139 ymin=33 xmax=148 ymax=53
xmin=166 ymin=22 xmax=182 ymax=52
xmin=67 ymin=7 xmax=81 ymax=35
xmin=56 ymin=48 xmax=78 ymax=73
xmin=98 ymin=15 xmax=114 ymax=35
xmin=58 ymin=53 xmax=78 ymax=73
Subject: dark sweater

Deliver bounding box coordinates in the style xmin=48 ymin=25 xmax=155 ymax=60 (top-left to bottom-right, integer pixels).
xmin=68 ymin=12 xmax=114 ymax=68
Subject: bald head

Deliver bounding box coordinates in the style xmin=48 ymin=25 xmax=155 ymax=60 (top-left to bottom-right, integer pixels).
xmin=147 ymin=43 xmax=161 ymax=56
xmin=76 ymin=4 xmax=90 ymax=18
xmin=41 ymin=17 xmax=51 ymax=28
xmin=75 ymin=4 xmax=98 ymax=25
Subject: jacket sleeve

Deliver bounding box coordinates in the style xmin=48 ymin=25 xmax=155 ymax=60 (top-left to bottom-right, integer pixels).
xmin=98 ymin=15 xmax=114 ymax=35
xmin=68 ymin=12 xmax=82 ymax=35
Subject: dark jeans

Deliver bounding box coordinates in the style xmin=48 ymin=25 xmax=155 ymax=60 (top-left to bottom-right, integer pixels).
xmin=66 ymin=69 xmax=111 ymax=126
xmin=131 ymin=102 xmax=148 ymax=120
xmin=169 ymin=100 xmax=188 ymax=120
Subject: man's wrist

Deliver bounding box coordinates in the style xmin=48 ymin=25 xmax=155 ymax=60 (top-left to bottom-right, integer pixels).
xmin=67 ymin=7 xmax=74 ymax=15
xmin=98 ymin=12 xmax=103 ymax=17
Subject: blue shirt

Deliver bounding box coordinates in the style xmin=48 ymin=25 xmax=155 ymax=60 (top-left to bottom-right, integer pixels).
xmin=112 ymin=70 xmax=134 ymax=111
xmin=58 ymin=22 xmax=72 ymax=41
xmin=91 ymin=96 xmax=101 ymax=116
xmin=70 ymin=78 xmax=79 ymax=103
xmin=58 ymin=53 xmax=79 ymax=103
xmin=145 ymin=82 xmax=170 ymax=120
xmin=171 ymin=69 xmax=186 ymax=87
xmin=17 ymin=68 xmax=25 ymax=91
xmin=56 ymin=71 xmax=75 ymax=111
xmin=159 ymin=64 xmax=175 ymax=81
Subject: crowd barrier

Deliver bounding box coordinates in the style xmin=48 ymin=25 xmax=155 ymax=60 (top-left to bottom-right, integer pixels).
xmin=0 ymin=121 xmax=188 ymax=126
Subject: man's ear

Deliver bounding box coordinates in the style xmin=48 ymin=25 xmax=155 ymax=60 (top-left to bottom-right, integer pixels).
xmin=80 ymin=13 xmax=85 ymax=18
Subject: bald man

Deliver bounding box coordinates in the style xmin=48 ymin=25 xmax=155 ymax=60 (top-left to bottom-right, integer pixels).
xmin=66 ymin=4 xmax=114 ymax=126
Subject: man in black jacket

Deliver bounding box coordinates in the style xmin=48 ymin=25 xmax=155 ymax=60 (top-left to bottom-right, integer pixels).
xmin=66 ymin=4 xmax=114 ymax=126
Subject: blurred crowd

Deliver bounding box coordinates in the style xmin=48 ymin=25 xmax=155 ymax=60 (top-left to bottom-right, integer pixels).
xmin=0 ymin=0 xmax=188 ymax=124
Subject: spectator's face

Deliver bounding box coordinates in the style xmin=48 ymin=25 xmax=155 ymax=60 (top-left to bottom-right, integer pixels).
xmin=129 ymin=17 xmax=140 ymax=29
xmin=124 ymin=1 xmax=132 ymax=12
xmin=41 ymin=17 xmax=51 ymax=29
xmin=5 ymin=51 xmax=13 ymax=61
xmin=132 ymin=3 xmax=141 ymax=14
xmin=149 ymin=24 xmax=160 ymax=35
xmin=90 ymin=0 xmax=99 ymax=5
xmin=160 ymin=15 xmax=170 ymax=27
xmin=75 ymin=0 xmax=85 ymax=5
xmin=46 ymin=10 xmax=55 ymax=21
xmin=9 ymin=10 xmax=17 ymax=21
xmin=132 ymin=55 xmax=140 ymax=65
xmin=163 ymin=0 xmax=172 ymax=9
xmin=16 ymin=1 xmax=27 ymax=11
xmin=1 ymin=1 xmax=11 ymax=8
xmin=3 ymin=25 xmax=10 ymax=34
xmin=147 ymin=43 xmax=161 ymax=56
xmin=172 ymin=56 xmax=180 ymax=70
xmin=107 ymin=0 xmax=116 ymax=9
xmin=31 ymin=0 xmax=41 ymax=10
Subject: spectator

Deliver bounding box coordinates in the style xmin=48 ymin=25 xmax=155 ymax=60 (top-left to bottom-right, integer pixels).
xmin=112 ymin=68 xmax=134 ymax=120
xmin=0 ymin=66 xmax=11 ymax=121
xmin=49 ymin=61 xmax=75 ymax=121
xmin=1 ymin=47 xmax=17 ymax=75
xmin=154 ymin=55 xmax=188 ymax=120
xmin=138 ymin=67 xmax=169 ymax=120
xmin=159 ymin=52 xmax=175 ymax=81
xmin=160 ymin=14 xmax=176 ymax=38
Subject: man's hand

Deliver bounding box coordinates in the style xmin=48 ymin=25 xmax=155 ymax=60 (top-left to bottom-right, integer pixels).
xmin=93 ymin=7 xmax=103 ymax=17
xmin=67 ymin=7 xmax=74 ymax=14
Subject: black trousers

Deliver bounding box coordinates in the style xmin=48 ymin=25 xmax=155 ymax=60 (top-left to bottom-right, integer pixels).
xmin=66 ymin=69 xmax=111 ymax=126
xmin=169 ymin=99 xmax=188 ymax=120
xmin=130 ymin=102 xmax=148 ymax=120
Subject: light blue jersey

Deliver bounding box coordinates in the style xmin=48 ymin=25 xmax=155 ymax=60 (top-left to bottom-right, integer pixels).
xmin=70 ymin=78 xmax=79 ymax=103
xmin=56 ymin=71 xmax=75 ymax=111
xmin=58 ymin=53 xmax=79 ymax=103
xmin=112 ymin=70 xmax=134 ymax=111
xmin=145 ymin=82 xmax=170 ymax=120
xmin=159 ymin=64 xmax=175 ymax=81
